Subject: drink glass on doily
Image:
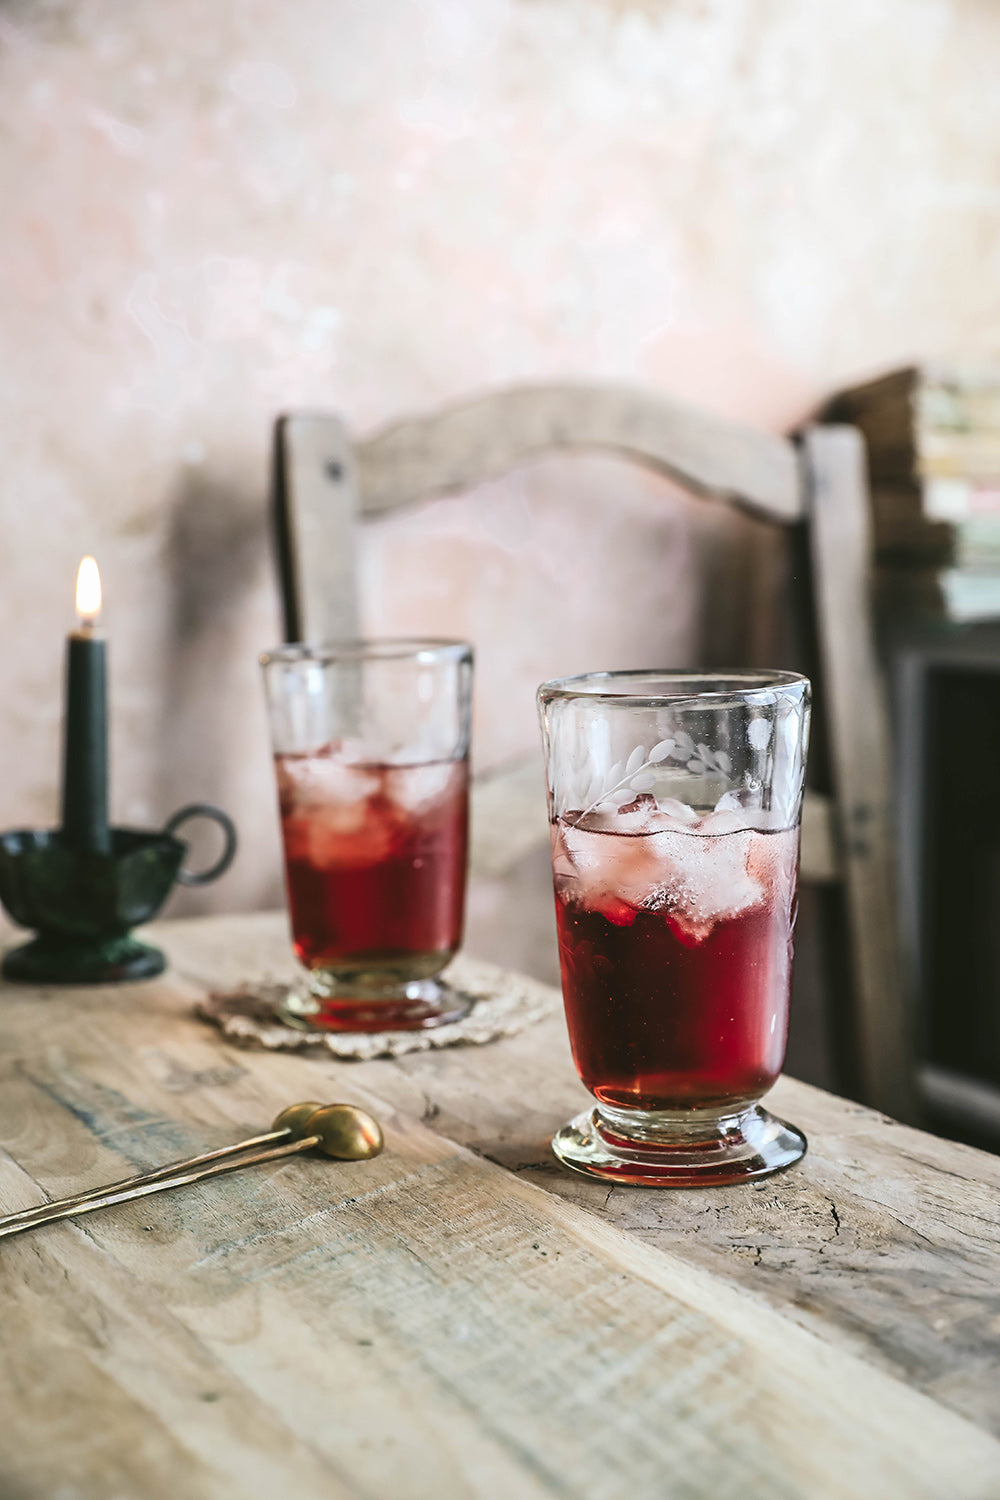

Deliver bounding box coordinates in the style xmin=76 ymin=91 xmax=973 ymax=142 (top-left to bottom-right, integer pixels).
xmin=261 ymin=640 xmax=473 ymax=1033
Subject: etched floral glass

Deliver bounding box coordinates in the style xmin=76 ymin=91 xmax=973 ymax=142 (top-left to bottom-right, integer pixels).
xmin=538 ymin=670 xmax=811 ymax=1186
xmin=262 ymin=640 xmax=473 ymax=1033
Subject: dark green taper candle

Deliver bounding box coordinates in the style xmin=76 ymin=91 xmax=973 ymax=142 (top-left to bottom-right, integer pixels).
xmin=60 ymin=557 xmax=110 ymax=854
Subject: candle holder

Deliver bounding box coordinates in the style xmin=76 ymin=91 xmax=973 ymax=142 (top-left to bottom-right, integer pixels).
xmin=0 ymin=805 xmax=237 ymax=984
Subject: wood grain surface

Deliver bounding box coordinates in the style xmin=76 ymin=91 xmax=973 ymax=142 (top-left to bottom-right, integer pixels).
xmin=0 ymin=911 xmax=997 ymax=1500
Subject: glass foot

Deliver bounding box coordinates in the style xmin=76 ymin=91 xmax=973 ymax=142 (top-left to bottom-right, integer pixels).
xmin=277 ymin=976 xmax=473 ymax=1034
xmin=552 ymin=1102 xmax=807 ymax=1187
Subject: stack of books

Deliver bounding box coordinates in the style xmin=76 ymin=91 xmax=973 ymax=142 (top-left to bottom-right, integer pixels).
xmin=825 ymin=364 xmax=1000 ymax=621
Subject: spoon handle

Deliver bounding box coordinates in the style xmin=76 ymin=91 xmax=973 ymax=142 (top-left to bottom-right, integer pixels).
xmin=0 ymin=1128 xmax=292 ymax=1232
xmin=0 ymin=1134 xmax=319 ymax=1243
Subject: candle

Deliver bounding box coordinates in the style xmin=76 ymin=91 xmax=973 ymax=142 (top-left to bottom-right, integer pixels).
xmin=60 ymin=557 xmax=110 ymax=854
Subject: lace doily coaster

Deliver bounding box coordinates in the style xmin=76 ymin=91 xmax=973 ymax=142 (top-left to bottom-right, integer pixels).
xmin=195 ymin=957 xmax=558 ymax=1061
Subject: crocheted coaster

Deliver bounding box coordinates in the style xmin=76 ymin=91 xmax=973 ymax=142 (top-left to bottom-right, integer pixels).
xmin=194 ymin=956 xmax=558 ymax=1061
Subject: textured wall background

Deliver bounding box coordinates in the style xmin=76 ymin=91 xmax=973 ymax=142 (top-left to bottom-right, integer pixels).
xmin=1 ymin=0 xmax=998 ymax=938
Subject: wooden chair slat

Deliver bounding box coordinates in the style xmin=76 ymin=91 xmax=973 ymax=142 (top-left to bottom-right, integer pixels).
xmin=803 ymin=424 xmax=915 ymax=1119
xmin=356 ymin=382 xmax=803 ymax=523
xmin=273 ymin=413 xmax=360 ymax=645
xmin=800 ymin=789 xmax=840 ymax=884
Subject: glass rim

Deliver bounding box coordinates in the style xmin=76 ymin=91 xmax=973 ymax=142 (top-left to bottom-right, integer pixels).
xmin=260 ymin=638 xmax=473 ymax=668
xmin=537 ymin=667 xmax=809 ymax=709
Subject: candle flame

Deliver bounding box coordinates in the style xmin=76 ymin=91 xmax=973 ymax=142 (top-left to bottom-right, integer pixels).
xmin=76 ymin=557 xmax=102 ymax=624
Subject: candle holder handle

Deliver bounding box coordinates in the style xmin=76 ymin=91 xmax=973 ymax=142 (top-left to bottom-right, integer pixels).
xmin=163 ymin=804 xmax=238 ymax=887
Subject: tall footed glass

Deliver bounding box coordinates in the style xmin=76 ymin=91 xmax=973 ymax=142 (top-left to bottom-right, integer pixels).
xmin=538 ymin=670 xmax=810 ymax=1187
xmin=262 ymin=640 xmax=473 ymax=1033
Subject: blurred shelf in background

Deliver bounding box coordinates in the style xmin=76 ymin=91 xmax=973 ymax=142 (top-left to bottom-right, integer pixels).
xmin=828 ymin=365 xmax=1000 ymax=1152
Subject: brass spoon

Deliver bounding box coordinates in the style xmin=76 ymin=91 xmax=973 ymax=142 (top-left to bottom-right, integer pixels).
xmin=0 ymin=1101 xmax=383 ymax=1243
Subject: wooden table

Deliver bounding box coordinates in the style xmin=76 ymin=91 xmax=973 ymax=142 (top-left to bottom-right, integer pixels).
xmin=1 ymin=912 xmax=998 ymax=1500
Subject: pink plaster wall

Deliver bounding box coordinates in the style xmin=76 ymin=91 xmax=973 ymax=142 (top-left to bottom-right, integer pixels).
xmin=1 ymin=0 xmax=998 ymax=935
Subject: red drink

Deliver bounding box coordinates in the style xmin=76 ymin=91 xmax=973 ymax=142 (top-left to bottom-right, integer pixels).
xmin=277 ymin=752 xmax=468 ymax=984
xmin=552 ymin=803 xmax=798 ymax=1113
xmin=539 ymin=667 xmax=809 ymax=1184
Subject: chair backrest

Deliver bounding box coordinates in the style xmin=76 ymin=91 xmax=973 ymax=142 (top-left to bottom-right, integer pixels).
xmin=271 ymin=381 xmax=914 ymax=1122
xmin=272 ymin=382 xmax=801 ymax=643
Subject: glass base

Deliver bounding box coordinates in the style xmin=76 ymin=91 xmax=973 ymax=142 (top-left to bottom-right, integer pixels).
xmin=552 ymin=1101 xmax=807 ymax=1187
xmin=278 ymin=975 xmax=473 ymax=1034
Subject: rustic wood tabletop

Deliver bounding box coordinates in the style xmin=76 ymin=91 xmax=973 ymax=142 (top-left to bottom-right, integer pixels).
xmin=1 ymin=910 xmax=998 ymax=1500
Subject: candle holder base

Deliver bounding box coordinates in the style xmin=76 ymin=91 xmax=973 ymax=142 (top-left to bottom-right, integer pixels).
xmin=1 ymin=933 xmax=166 ymax=986
xmin=0 ymin=807 xmax=237 ymax=988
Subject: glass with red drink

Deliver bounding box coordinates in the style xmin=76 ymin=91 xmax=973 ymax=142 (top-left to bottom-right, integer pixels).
xmin=262 ymin=640 xmax=473 ymax=1032
xmin=538 ymin=670 xmax=810 ymax=1186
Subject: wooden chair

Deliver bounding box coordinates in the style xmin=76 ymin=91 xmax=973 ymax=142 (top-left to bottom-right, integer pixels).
xmin=270 ymin=383 xmax=914 ymax=1121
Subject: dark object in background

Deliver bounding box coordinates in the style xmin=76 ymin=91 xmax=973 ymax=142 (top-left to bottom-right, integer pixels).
xmin=896 ymin=632 xmax=1000 ymax=1150
xmin=923 ymin=668 xmax=1000 ymax=1085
